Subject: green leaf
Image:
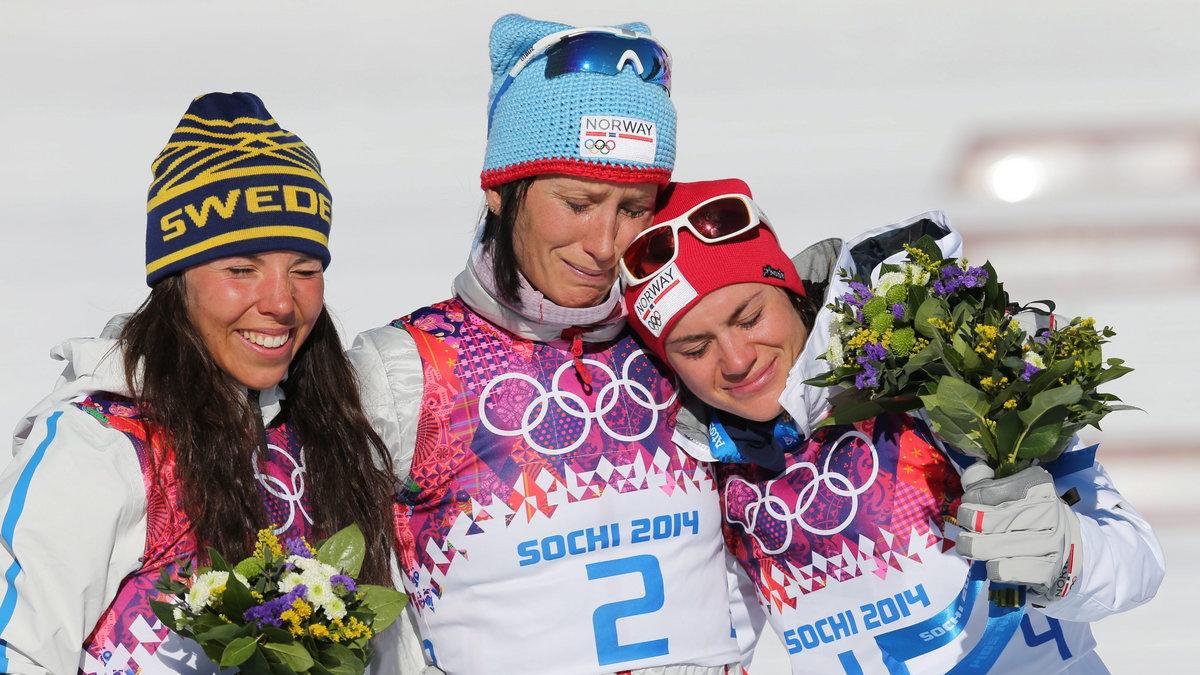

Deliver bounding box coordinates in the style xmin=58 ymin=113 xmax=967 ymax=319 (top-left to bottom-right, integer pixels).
xmin=919 ymin=377 xmax=994 ymax=456
xmin=1016 ymin=408 xmax=1070 ymax=460
xmin=902 ymin=342 xmax=940 ymax=374
xmin=269 ymin=663 xmax=301 ymax=675
xmin=191 ymin=612 xmax=228 ymax=634
xmin=220 ymin=636 xmax=261 ymax=668
xmin=219 ymin=569 xmax=257 ymax=620
xmin=992 ymin=411 xmax=1023 ymax=460
xmin=951 ymin=333 xmax=982 ymax=371
xmin=318 ymin=643 xmax=356 ymax=668
xmin=197 ymin=623 xmax=243 ymax=643
xmin=327 ymin=657 xmax=366 ymax=675
xmin=206 ymin=547 xmax=233 ymax=572
xmin=149 ymin=599 xmax=180 ymax=630
xmin=263 ymin=641 xmax=316 ymax=672
xmin=309 ymin=663 xmax=337 ymax=675
xmin=316 ymin=524 xmax=366 ymax=577
xmin=1018 ymin=385 xmax=1083 ymax=427
xmin=909 ymin=234 xmax=943 ymax=262
xmin=914 ymin=297 xmax=947 ymax=339
xmin=1093 ymin=361 xmax=1134 ymax=386
xmin=261 ymin=625 xmax=295 ymax=643
xmin=357 ymin=584 xmax=409 ymax=631
xmin=237 ymin=647 xmax=275 ymax=675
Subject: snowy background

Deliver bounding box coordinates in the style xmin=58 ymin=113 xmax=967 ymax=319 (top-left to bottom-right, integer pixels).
xmin=2 ymin=1 xmax=1196 ymax=670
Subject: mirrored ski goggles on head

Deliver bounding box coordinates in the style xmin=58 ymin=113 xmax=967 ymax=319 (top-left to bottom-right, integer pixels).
xmin=621 ymin=194 xmax=773 ymax=285
xmin=488 ymin=27 xmax=672 ymax=131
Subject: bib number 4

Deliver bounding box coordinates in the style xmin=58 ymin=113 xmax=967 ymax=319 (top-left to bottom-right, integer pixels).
xmin=587 ymin=554 xmax=669 ymax=666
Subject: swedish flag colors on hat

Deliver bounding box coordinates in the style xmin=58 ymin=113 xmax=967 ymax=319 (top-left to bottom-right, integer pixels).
xmin=481 ymin=14 xmax=677 ymax=189
xmin=145 ymin=92 xmax=331 ymax=285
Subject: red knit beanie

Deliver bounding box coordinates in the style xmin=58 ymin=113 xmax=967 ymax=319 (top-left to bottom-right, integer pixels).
xmin=622 ymin=179 xmax=805 ymax=360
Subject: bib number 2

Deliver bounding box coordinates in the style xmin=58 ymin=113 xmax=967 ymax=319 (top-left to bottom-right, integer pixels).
xmin=587 ymin=554 xmax=669 ymax=666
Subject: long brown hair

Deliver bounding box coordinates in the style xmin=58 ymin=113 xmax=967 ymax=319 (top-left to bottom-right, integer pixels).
xmin=119 ymin=275 xmax=396 ymax=585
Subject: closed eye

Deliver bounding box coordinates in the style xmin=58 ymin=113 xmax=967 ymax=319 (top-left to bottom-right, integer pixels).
xmin=738 ymin=311 xmax=762 ymax=329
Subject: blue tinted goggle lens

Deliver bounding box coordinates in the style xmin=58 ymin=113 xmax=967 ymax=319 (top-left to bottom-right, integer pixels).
xmin=543 ymin=33 xmax=671 ymax=92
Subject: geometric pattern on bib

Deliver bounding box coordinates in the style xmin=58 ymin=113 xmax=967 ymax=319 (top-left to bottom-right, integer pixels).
xmin=392 ymin=299 xmax=713 ymax=611
xmin=718 ymin=413 xmax=962 ymax=614
xmin=70 ymin=395 xmax=313 ymax=674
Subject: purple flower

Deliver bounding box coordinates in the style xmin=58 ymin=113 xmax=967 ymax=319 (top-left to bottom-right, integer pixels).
xmin=863 ymin=342 xmax=887 ymax=361
xmin=891 ymin=303 xmax=904 ymax=319
xmin=331 ymin=574 xmax=357 ymax=593
xmin=285 ymin=537 xmax=312 ymax=558
xmin=1020 ymin=361 xmax=1042 ymax=382
xmin=243 ymin=584 xmax=308 ymax=628
xmin=854 ymin=357 xmax=881 ymax=389
xmin=849 ymin=281 xmax=873 ymax=298
xmin=932 ymin=280 xmax=948 ymax=295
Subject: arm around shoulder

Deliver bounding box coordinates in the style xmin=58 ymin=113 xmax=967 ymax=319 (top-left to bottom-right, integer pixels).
xmin=347 ymin=326 xmax=423 ymax=484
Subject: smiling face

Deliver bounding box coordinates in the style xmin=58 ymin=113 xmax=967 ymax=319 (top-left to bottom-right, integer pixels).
xmin=182 ymin=251 xmax=325 ymax=390
xmin=664 ymin=283 xmax=809 ymax=422
xmin=488 ymin=175 xmax=658 ymax=308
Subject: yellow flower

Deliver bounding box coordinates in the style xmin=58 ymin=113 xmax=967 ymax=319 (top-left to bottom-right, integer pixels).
xmin=979 ymin=376 xmax=1010 ymax=393
xmin=1003 ymin=399 xmax=1018 ymax=409
xmin=255 ymin=529 xmax=284 ymax=558
xmin=926 ymin=317 xmax=955 ymax=333
xmin=309 ymin=624 xmax=332 ymax=639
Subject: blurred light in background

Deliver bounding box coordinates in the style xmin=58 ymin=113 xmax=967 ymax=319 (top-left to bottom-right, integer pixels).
xmin=955 ymin=127 xmax=1200 ymax=202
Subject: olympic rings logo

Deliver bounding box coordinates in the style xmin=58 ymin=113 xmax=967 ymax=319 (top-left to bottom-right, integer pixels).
xmin=644 ymin=311 xmax=663 ymax=332
xmin=584 ymin=138 xmax=617 ymax=155
xmin=253 ymin=443 xmax=312 ymax=534
xmin=477 ymin=350 xmax=676 ymax=455
xmin=725 ymin=430 xmax=878 ymax=555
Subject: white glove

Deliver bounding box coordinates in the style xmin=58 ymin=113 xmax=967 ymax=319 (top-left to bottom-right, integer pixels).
xmin=955 ymin=463 xmax=1083 ymax=604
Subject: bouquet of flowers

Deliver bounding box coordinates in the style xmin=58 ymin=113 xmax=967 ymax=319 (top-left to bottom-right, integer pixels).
xmin=808 ymin=235 xmax=1134 ymax=479
xmin=151 ymin=525 xmax=407 ymax=675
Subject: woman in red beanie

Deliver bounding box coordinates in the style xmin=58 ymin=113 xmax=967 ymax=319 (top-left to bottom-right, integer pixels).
xmin=621 ymin=179 xmax=1163 ymax=674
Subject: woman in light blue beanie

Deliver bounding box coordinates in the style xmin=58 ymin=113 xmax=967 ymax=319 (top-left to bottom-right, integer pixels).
xmin=351 ymin=13 xmax=752 ymax=675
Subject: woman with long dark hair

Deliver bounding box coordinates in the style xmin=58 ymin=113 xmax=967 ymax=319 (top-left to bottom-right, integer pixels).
xmin=0 ymin=92 xmax=397 ymax=675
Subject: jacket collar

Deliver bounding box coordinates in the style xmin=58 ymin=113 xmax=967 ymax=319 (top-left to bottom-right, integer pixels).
xmin=452 ymin=236 xmax=627 ymax=343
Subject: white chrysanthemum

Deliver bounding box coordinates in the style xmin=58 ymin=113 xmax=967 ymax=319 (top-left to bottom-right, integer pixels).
xmin=1023 ymin=351 xmax=1045 ymax=369
xmin=323 ymin=595 xmax=347 ymax=620
xmin=290 ymin=555 xmax=319 ymax=571
xmin=302 ymin=568 xmax=335 ymax=607
xmin=173 ymin=606 xmax=186 ymax=622
xmin=902 ymin=262 xmax=930 ymax=286
xmin=876 ymin=271 xmax=906 ymax=297
xmin=186 ymin=571 xmax=229 ymax=610
xmin=278 ymin=571 xmax=305 ymax=593
xmin=826 ymin=338 xmax=845 ymax=368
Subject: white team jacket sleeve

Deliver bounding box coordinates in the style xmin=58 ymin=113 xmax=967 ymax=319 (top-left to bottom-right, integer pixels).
xmin=347 ymin=326 xmax=422 ymax=485
xmin=0 ymin=404 xmax=147 ymax=675
xmin=1038 ymin=447 xmax=1165 ymax=622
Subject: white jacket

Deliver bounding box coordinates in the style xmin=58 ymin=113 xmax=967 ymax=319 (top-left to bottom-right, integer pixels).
xmin=0 ymin=333 xmax=288 ymax=675
xmin=674 ymin=211 xmax=1165 ymax=673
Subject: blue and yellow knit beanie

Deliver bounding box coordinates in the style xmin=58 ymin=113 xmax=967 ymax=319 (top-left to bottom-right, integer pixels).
xmin=480 ymin=14 xmax=677 ymax=189
xmin=145 ymin=92 xmax=331 ymax=285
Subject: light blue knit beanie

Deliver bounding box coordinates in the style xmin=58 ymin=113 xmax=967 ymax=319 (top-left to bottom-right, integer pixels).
xmin=480 ymin=14 xmax=677 ymax=189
